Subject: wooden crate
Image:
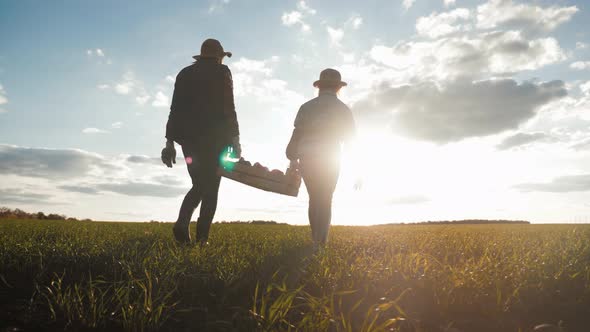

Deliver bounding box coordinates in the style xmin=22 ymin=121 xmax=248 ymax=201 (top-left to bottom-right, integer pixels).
xmin=217 ymin=162 xmax=302 ymax=197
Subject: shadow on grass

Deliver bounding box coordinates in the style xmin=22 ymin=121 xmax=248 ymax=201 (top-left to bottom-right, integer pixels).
xmin=166 ymin=240 xmax=317 ymax=331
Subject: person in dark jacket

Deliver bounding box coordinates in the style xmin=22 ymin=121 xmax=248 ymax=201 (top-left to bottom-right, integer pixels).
xmin=286 ymin=68 xmax=356 ymax=245
xmin=161 ymin=38 xmax=241 ymax=245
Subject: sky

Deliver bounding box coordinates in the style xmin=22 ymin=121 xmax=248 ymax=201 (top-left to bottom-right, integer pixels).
xmin=1 ymin=0 xmax=590 ymax=224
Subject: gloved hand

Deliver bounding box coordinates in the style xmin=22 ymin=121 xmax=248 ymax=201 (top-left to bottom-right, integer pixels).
xmin=231 ymin=136 xmax=242 ymax=159
xmin=161 ymin=141 xmax=176 ymax=168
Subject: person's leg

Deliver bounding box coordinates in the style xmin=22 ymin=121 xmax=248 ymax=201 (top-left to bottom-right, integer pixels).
xmin=316 ymin=187 xmax=335 ymax=244
xmin=305 ymin=181 xmax=320 ymax=242
xmin=195 ymin=145 xmax=223 ymax=243
xmin=173 ymin=145 xmax=203 ymax=243
xmin=195 ymin=174 xmax=221 ymax=243
xmin=302 ymin=157 xmax=339 ymax=245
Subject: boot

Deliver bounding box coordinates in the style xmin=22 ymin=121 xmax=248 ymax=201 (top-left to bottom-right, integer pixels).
xmin=173 ymin=222 xmax=191 ymax=244
xmin=196 ymin=217 xmax=212 ymax=244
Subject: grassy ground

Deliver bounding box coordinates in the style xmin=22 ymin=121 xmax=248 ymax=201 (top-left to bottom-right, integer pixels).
xmin=1 ymin=219 xmax=589 ymax=331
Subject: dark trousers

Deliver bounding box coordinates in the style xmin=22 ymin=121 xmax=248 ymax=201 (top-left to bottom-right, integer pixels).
xmin=176 ymin=143 xmax=223 ymax=241
xmin=301 ymin=157 xmax=340 ymax=244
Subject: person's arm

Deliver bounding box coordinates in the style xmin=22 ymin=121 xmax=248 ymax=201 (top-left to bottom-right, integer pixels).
xmin=162 ymin=73 xmax=183 ymax=167
xmin=286 ymin=107 xmax=304 ymax=162
xmin=165 ymin=73 xmax=183 ymax=145
xmin=222 ymin=66 xmax=241 ymax=157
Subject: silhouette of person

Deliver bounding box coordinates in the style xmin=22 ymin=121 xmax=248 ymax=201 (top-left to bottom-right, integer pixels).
xmin=161 ymin=38 xmax=241 ymax=245
xmin=286 ymin=69 xmax=356 ymax=245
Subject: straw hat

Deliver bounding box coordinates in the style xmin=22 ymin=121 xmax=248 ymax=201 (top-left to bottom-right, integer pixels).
xmin=313 ymin=68 xmax=347 ymax=88
xmin=192 ymin=38 xmax=232 ymax=60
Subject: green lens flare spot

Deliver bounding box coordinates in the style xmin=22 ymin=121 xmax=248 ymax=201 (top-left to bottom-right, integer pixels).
xmin=219 ymin=145 xmax=238 ymax=172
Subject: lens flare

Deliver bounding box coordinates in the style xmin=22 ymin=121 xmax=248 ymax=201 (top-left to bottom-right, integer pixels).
xmin=185 ymin=156 xmax=193 ymax=165
xmin=219 ymin=145 xmax=238 ymax=172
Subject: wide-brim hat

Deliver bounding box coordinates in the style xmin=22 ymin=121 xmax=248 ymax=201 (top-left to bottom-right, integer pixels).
xmin=193 ymin=38 xmax=232 ymax=60
xmin=313 ymin=68 xmax=347 ymax=88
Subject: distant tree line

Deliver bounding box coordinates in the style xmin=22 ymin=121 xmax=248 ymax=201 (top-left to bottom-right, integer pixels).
xmin=148 ymin=220 xmax=288 ymax=225
xmin=396 ymin=219 xmax=530 ymax=225
xmin=0 ymin=207 xmax=91 ymax=221
xmin=216 ymin=220 xmax=288 ymax=225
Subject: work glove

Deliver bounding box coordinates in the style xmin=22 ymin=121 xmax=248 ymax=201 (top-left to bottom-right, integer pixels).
xmin=231 ymin=136 xmax=242 ymax=159
xmin=161 ymin=141 xmax=176 ymax=168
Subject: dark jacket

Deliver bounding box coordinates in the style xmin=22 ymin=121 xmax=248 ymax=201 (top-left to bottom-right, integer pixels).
xmin=166 ymin=58 xmax=239 ymax=147
xmin=286 ymin=91 xmax=355 ymax=161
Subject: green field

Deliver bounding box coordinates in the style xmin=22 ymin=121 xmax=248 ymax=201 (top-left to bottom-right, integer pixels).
xmin=1 ymin=220 xmax=589 ymax=331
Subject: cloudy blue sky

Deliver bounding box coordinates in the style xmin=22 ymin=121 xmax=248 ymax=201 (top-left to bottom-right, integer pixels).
xmin=1 ymin=0 xmax=590 ymax=224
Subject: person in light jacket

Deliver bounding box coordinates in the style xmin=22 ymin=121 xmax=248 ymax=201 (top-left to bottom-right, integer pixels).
xmin=161 ymin=38 xmax=241 ymax=245
xmin=286 ymin=68 xmax=356 ymax=245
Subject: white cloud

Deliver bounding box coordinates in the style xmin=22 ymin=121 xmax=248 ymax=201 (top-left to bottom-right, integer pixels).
xmin=86 ymin=49 xmax=111 ymax=65
xmin=281 ymin=11 xmax=310 ymax=32
xmin=113 ymin=72 xmax=151 ymax=107
xmin=232 ymin=56 xmax=304 ymax=111
xmin=416 ymin=8 xmax=471 ymax=38
xmin=111 ymin=122 xmax=123 ymax=129
xmin=0 ymin=84 xmax=7 ymax=105
xmin=322 ymin=15 xmax=363 ymax=49
xmin=232 ymin=57 xmax=273 ymax=76
xmin=87 ymin=48 xmax=105 ymax=57
xmin=135 ymin=94 xmax=151 ymax=105
xmin=576 ymin=42 xmax=588 ymax=50
xmin=97 ymin=84 xmax=110 ymax=90
xmin=525 ymin=81 xmax=590 ymax=146
xmin=115 ymin=83 xmax=132 ymax=95
xmin=327 ymin=26 xmax=344 ymax=47
xmin=0 ymin=84 xmax=7 ymax=113
xmin=115 ymin=72 xmax=137 ymax=95
xmin=208 ymin=0 xmax=230 ymax=14
xmin=370 ymin=30 xmax=567 ymax=81
xmin=297 ymin=1 xmax=316 ymax=15
xmin=151 ymin=91 xmax=170 ymax=108
xmin=106 ymin=71 xmax=168 ymax=107
xmin=82 ymin=127 xmax=109 ymax=134
xmin=281 ymin=1 xmax=315 ymax=33
xmin=570 ymin=61 xmax=590 ymax=70
xmin=165 ymin=75 xmax=175 ymax=83
xmin=444 ymin=0 xmax=456 ymax=7
xmin=403 ymin=0 xmax=416 ymax=10
xmin=476 ymin=0 xmax=578 ymax=33
xmin=350 ymin=16 xmax=363 ymax=29
xmin=282 ymin=11 xmax=302 ymax=26
xmin=341 ymin=52 xmax=356 ymax=63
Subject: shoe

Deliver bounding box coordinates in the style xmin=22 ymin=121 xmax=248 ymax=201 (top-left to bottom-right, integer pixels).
xmin=173 ymin=224 xmax=191 ymax=244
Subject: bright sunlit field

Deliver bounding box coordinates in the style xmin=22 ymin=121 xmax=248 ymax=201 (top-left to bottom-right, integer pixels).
xmin=1 ymin=219 xmax=589 ymax=331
